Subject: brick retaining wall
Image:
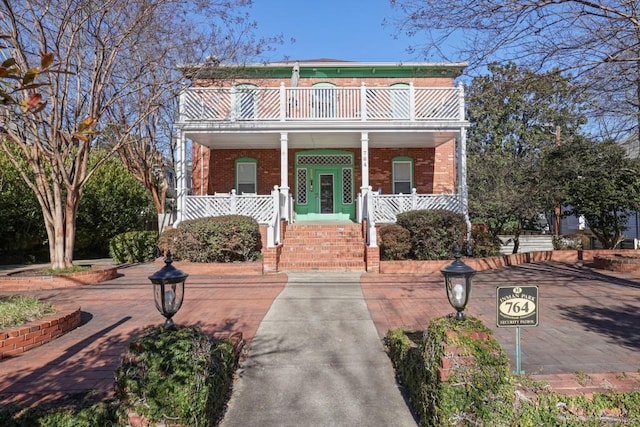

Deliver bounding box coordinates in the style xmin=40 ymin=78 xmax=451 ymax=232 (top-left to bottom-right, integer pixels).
xmin=379 ymin=249 xmax=640 ymax=274
xmin=593 ymin=254 xmax=640 ymax=273
xmin=160 ymin=259 xmax=264 ymax=275
xmin=0 ymin=266 xmax=119 ymax=291
xmin=0 ymin=307 xmax=81 ymax=360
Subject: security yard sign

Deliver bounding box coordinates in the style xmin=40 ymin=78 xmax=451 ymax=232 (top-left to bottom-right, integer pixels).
xmin=496 ymin=286 xmax=539 ymax=327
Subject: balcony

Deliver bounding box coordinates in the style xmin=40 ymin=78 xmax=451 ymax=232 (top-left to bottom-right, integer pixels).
xmin=178 ymin=83 xmax=464 ymax=124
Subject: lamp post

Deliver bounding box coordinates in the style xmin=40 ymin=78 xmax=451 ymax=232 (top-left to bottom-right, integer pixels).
xmin=441 ymin=248 xmax=475 ymax=321
xmin=148 ymin=251 xmax=188 ymax=327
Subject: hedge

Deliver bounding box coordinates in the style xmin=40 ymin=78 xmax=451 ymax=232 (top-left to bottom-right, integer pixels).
xmin=396 ymin=209 xmax=467 ymax=260
xmin=165 ymin=215 xmax=262 ymax=263
xmin=109 ymin=231 xmax=158 ymax=263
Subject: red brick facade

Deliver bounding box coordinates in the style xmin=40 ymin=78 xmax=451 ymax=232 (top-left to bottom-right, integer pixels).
xmin=194 ymin=76 xmax=456 ymax=90
xmin=191 ymin=144 xmax=456 ymax=196
xmin=186 ymin=63 xmax=462 ymax=227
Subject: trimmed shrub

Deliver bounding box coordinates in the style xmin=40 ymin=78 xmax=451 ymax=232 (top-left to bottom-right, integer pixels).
xmin=385 ymin=316 xmax=514 ymax=426
xmin=396 ymin=209 xmax=467 ymax=260
xmin=553 ymin=233 xmax=587 ymax=250
xmin=109 ymin=231 xmax=158 ymax=263
xmin=386 ymin=323 xmax=640 ymax=425
xmin=0 ymin=400 xmax=122 ymax=426
xmin=170 ymin=215 xmax=262 ymax=263
xmin=471 ymin=228 xmax=501 ymax=258
xmin=115 ymin=325 xmax=239 ymax=427
xmin=379 ymin=224 xmax=411 ymax=260
xmin=157 ymin=227 xmax=179 ymax=257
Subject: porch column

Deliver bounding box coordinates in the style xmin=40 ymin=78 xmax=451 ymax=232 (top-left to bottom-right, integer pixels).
xmin=175 ymin=130 xmax=187 ymax=227
xmin=458 ymin=127 xmax=472 ymax=252
xmin=280 ymin=132 xmax=290 ymax=221
xmin=360 ymin=132 xmax=369 ymax=189
xmin=360 ymin=132 xmax=370 ymax=225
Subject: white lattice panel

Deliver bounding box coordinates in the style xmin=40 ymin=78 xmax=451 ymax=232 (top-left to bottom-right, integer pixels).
xmin=184 ymin=195 xmax=275 ymax=224
xmin=252 ymin=89 xmax=279 ymax=120
xmin=414 ymin=88 xmax=458 ymax=120
xmin=182 ymin=89 xmax=232 ymax=121
xmin=365 ymin=87 xmax=410 ymax=119
xmin=235 ymin=196 xmax=275 ymax=222
xmin=184 ymin=196 xmax=231 ymax=220
xmin=371 ymin=194 xmax=463 ymax=223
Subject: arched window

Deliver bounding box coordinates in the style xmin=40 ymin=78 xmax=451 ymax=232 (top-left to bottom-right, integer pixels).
xmin=235 ymin=157 xmax=257 ymax=194
xmin=392 ymin=156 xmax=413 ymax=194
xmin=312 ymin=82 xmax=336 ymax=118
xmin=235 ymin=84 xmax=257 ymax=119
xmin=390 ymin=83 xmax=410 ymax=119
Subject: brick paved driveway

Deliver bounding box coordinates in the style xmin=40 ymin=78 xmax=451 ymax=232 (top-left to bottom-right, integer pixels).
xmin=1 ymin=260 xmax=639 ymax=406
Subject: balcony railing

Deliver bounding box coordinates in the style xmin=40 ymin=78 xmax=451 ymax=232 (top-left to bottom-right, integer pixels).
xmin=179 ymin=83 xmax=464 ymax=123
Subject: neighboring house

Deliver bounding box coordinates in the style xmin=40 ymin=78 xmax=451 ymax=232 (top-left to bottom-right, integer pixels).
xmin=560 ymin=211 xmax=640 ymax=244
xmin=172 ymin=59 xmax=470 ymax=271
xmin=560 ymin=134 xmax=640 ymax=245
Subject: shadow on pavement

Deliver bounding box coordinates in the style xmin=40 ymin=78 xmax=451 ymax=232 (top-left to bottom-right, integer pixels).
xmin=558 ymin=303 xmax=640 ymax=350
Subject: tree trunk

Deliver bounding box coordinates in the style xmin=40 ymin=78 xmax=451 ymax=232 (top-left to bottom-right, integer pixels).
xmin=37 ymin=174 xmax=77 ymax=269
xmin=51 ymin=179 xmax=68 ymax=269
xmin=150 ymin=185 xmax=165 ymax=214
xmin=512 ymin=233 xmax=520 ymax=254
xmin=512 ymin=221 xmax=522 ymax=254
xmin=63 ymin=190 xmax=80 ymax=268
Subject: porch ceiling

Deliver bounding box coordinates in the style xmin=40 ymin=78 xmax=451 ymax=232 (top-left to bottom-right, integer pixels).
xmin=185 ymin=130 xmax=459 ymax=149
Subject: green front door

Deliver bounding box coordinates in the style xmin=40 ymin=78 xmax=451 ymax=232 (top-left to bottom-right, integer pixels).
xmin=319 ymin=173 xmax=334 ymax=213
xmin=295 ymin=150 xmax=355 ymax=220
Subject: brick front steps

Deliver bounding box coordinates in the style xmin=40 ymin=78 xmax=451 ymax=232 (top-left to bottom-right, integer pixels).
xmin=0 ymin=307 xmax=82 ymax=360
xmin=278 ymin=222 xmax=366 ymax=271
xmin=0 ymin=265 xmax=119 ymax=291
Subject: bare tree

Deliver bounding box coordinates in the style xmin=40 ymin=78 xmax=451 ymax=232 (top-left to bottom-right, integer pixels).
xmin=389 ymin=0 xmax=640 ymax=142
xmin=106 ymin=2 xmax=281 ymax=220
xmin=0 ymin=0 xmax=276 ymax=269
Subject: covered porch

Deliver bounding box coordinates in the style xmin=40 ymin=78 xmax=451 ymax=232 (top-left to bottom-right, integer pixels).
xmin=174 ymin=129 xmax=469 ymax=249
xmin=173 ymin=84 xmax=471 ymax=249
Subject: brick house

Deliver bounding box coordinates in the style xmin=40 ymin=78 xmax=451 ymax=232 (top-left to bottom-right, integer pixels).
xmin=173 ymin=59 xmax=470 ymax=271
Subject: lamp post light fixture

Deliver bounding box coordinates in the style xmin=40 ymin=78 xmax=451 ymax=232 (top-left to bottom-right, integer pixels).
xmin=148 ymin=251 xmax=188 ymax=328
xmin=440 ymin=247 xmax=475 ymax=321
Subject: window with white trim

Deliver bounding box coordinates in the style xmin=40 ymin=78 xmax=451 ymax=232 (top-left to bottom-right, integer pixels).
xmin=392 ymin=160 xmax=412 ymax=194
xmin=236 ymin=160 xmax=257 ymax=194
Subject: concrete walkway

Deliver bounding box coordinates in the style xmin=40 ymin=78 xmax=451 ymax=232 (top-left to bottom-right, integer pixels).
xmin=220 ymin=272 xmax=417 ymax=427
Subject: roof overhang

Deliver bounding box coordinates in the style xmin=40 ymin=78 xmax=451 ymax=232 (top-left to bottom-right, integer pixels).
xmin=182 ymin=128 xmax=463 ymax=150
xmin=180 ymin=60 xmax=468 ymax=80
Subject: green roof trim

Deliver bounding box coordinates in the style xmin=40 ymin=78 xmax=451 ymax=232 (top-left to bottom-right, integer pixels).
xmin=185 ymin=61 xmax=466 ymax=80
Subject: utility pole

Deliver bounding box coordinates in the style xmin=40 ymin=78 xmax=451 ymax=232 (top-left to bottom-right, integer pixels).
xmin=554 ymin=125 xmax=561 ymax=237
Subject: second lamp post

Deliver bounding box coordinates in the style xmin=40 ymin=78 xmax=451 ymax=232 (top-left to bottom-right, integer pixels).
xmin=440 ymin=248 xmax=475 ymax=321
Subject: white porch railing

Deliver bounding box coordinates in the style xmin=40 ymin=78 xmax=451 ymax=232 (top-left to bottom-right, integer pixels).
xmin=370 ymin=189 xmax=463 ymax=223
xmin=183 ymin=188 xmax=462 ymax=248
xmin=179 ymin=84 xmax=463 ymax=123
xmin=183 ymin=188 xmax=282 ymax=247
xmin=358 ymin=188 xmax=464 ymax=246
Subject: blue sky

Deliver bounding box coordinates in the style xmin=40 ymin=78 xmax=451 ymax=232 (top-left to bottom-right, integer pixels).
xmin=249 ymin=0 xmax=433 ymax=63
